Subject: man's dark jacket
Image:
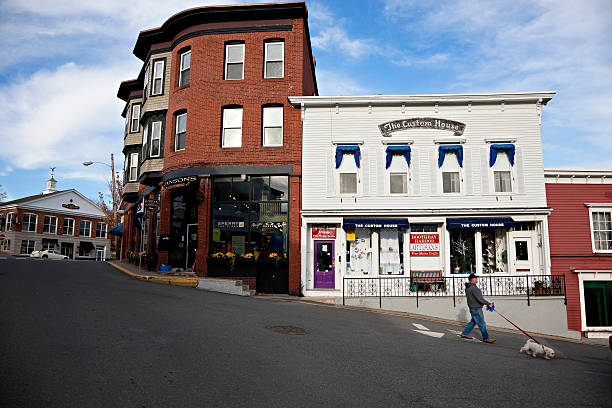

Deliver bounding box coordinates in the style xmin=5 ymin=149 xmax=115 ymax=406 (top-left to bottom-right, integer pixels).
xmin=465 ymin=282 xmax=490 ymax=309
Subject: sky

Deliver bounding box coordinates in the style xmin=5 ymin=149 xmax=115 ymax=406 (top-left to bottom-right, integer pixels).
xmin=0 ymin=0 xmax=611 ymax=205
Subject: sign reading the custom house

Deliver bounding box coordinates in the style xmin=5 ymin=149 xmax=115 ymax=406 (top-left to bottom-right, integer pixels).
xmin=163 ymin=175 xmax=197 ymax=190
xmin=379 ymin=118 xmax=465 ymax=137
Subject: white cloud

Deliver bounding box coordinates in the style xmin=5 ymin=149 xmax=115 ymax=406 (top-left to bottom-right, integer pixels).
xmin=315 ymin=69 xmax=369 ymax=96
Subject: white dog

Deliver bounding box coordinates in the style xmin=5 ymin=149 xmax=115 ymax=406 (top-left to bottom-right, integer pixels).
xmin=520 ymin=339 xmax=555 ymax=359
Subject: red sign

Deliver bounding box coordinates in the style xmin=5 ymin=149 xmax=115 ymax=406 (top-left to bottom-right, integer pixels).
xmin=410 ymin=233 xmax=440 ymax=256
xmin=0 ymin=233 xmax=4 ymax=241
xmin=312 ymin=228 xmax=336 ymax=239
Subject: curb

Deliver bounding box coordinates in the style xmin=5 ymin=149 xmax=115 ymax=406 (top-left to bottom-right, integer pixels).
xmin=106 ymin=262 xmax=199 ymax=288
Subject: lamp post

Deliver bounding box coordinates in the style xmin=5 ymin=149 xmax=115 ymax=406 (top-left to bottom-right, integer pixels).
xmin=83 ymin=153 xmax=116 ymax=222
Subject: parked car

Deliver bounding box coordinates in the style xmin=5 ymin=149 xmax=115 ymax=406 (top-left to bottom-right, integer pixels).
xmin=29 ymin=250 xmax=68 ymax=260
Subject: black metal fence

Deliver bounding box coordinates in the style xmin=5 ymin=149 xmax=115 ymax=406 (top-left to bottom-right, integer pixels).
xmin=342 ymin=274 xmax=566 ymax=307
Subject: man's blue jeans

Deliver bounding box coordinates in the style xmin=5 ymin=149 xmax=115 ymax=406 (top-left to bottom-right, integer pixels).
xmin=462 ymin=308 xmax=489 ymax=339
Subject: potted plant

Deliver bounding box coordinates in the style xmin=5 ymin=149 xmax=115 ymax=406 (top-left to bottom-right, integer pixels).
xmin=234 ymin=253 xmax=257 ymax=277
xmin=207 ymin=252 xmax=233 ymax=277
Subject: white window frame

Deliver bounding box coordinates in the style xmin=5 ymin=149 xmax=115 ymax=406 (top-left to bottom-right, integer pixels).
xmin=150 ymin=121 xmax=162 ymax=157
xmin=1 ymin=239 xmax=10 ymax=251
xmin=143 ymin=65 xmax=149 ymax=96
xmin=141 ymin=123 xmax=149 ymax=159
xmin=80 ymin=220 xmax=91 ymax=238
xmin=264 ymin=41 xmax=284 ymax=79
xmin=222 ymin=107 xmax=243 ymax=148
xmin=179 ymin=50 xmax=191 ymax=87
xmin=6 ymin=212 xmax=15 ymax=231
xmin=130 ymin=103 xmax=140 ymax=133
xmin=96 ymin=222 xmax=107 ymax=238
xmin=575 ymin=270 xmax=612 ymax=332
xmin=152 ymin=60 xmax=164 ymax=96
xmin=175 ymin=113 xmax=187 ymax=151
xmin=337 ymin=152 xmax=359 ymax=196
xmin=440 ymin=151 xmax=462 ymax=194
xmin=490 ymin=149 xmax=514 ymax=194
xmin=387 ymin=154 xmax=410 ymax=195
xmin=588 ymin=206 xmax=612 ymax=253
xmin=225 ymin=43 xmax=245 ymax=80
xmin=43 ymin=215 xmax=58 ymax=234
xmin=262 ymin=106 xmax=283 ymax=146
xmin=23 ymin=213 xmax=38 ymax=232
xmin=20 ymin=239 xmax=35 ymax=254
xmin=129 ymin=153 xmax=139 ymax=181
xmin=63 ymin=218 xmax=75 ymax=236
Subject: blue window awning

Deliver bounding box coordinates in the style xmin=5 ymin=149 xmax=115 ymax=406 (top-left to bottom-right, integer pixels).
xmin=108 ymin=224 xmax=123 ymax=236
xmin=343 ymin=218 xmax=409 ymax=229
xmin=438 ymin=145 xmax=463 ymax=167
xmin=335 ymin=146 xmax=361 ymax=169
xmin=490 ymin=144 xmax=515 ymax=167
xmin=385 ymin=146 xmax=411 ymax=169
xmin=446 ymin=217 xmax=515 ymax=229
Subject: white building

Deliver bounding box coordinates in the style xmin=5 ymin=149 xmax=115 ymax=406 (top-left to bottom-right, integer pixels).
xmin=290 ymin=92 xmax=555 ymax=297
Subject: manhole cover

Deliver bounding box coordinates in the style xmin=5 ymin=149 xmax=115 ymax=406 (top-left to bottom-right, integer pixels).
xmin=265 ymin=325 xmax=308 ymax=335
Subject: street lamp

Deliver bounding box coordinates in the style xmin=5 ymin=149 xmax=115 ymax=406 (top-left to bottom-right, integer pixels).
xmin=83 ymin=153 xmax=117 ymax=226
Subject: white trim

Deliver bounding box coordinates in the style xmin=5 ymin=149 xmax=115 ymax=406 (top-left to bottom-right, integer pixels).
xmin=23 ymin=212 xmax=37 ymax=232
xmin=175 ymin=112 xmax=187 ymax=151
xmin=80 ymin=220 xmax=92 ymax=238
xmin=130 ymin=103 xmax=140 ymax=133
xmin=150 ymin=121 xmax=162 ymax=157
xmin=0 ymin=190 xmax=108 ymax=218
xmin=63 ymin=217 xmax=75 ymax=236
xmin=222 ymin=107 xmax=243 ymax=147
xmin=331 ymin=140 xmax=364 ymax=145
xmin=96 ymin=222 xmax=107 ymax=239
xmin=224 ymin=43 xmax=244 ymax=80
xmin=264 ymin=41 xmax=284 ymax=79
xmin=588 ymin=207 xmax=612 ymax=253
xmin=129 ymin=153 xmax=139 ymax=181
xmin=381 ymin=140 xmax=413 ymax=145
xmin=6 ymin=211 xmax=15 ymax=231
xmin=485 ymin=138 xmax=517 ymax=143
xmin=585 ymin=203 xmax=612 ymax=208
xmin=262 ymin=106 xmax=283 ymax=146
xmin=43 ymin=215 xmax=58 ymax=234
xmin=575 ymin=270 xmax=612 ymax=332
xmin=178 ymin=49 xmax=191 ymax=86
xmin=151 ymin=60 xmax=164 ymax=95
xmin=434 ymin=138 xmax=466 ymax=144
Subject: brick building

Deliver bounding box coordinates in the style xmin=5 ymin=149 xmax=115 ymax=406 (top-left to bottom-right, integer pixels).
xmin=0 ymin=177 xmax=111 ymax=259
xmin=545 ymin=169 xmax=612 ymax=338
xmin=117 ymin=1 xmax=317 ymax=294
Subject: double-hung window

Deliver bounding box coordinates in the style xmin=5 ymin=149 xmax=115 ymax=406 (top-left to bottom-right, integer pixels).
xmin=440 ymin=150 xmax=461 ymax=194
xmin=23 ymin=213 xmax=37 ymax=232
xmin=591 ymin=209 xmax=612 ymax=252
xmin=152 ymin=60 xmax=164 ymax=95
xmin=130 ymin=104 xmax=140 ymax=133
xmin=63 ymin=218 xmax=74 ymax=235
xmin=143 ymin=65 xmax=149 ymax=98
xmin=388 ymin=156 xmax=408 ymax=194
xmin=225 ymin=43 xmax=244 ymax=80
xmin=262 ymin=106 xmax=283 ymax=146
xmin=337 ymin=149 xmax=359 ymax=195
xmin=20 ymin=240 xmax=35 ymax=254
xmin=129 ymin=153 xmax=138 ymax=181
xmin=6 ymin=212 xmax=15 ymax=231
xmin=222 ymin=107 xmax=242 ymax=147
xmin=490 ymin=145 xmax=513 ymax=193
xmin=141 ymin=123 xmax=149 ymax=159
xmin=43 ymin=215 xmax=57 ymax=234
xmin=264 ymin=41 xmax=284 ymax=78
xmin=175 ymin=113 xmax=187 ymax=151
xmin=96 ymin=222 xmax=107 ymax=238
xmin=150 ymin=121 xmax=162 ymax=157
xmin=80 ymin=220 xmax=91 ymax=237
xmin=179 ymin=50 xmax=190 ymax=87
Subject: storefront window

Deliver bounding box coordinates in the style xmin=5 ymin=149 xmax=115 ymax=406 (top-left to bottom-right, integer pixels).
xmin=481 ymin=228 xmax=508 ymax=273
xmin=450 ymin=229 xmax=475 ymax=274
xmin=379 ymin=228 xmax=404 ymax=274
xmin=169 ymin=187 xmax=198 ymax=267
xmin=211 ymin=176 xmax=289 ymax=258
xmin=346 ymin=228 xmax=371 ymax=274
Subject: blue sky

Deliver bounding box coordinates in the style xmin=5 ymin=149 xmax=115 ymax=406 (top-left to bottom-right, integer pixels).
xmin=0 ymin=0 xmax=611 ymax=205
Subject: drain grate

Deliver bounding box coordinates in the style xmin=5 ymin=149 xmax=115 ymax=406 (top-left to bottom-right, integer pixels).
xmin=265 ymin=325 xmax=308 ymax=335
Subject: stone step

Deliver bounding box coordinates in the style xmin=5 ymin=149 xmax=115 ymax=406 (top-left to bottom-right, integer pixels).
xmin=196 ymin=278 xmax=253 ymax=296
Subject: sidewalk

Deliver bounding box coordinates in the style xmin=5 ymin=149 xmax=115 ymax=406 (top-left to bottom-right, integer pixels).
xmin=106 ymin=260 xmax=199 ymax=287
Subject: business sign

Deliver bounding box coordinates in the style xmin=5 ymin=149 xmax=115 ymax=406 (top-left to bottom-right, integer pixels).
xmin=62 ymin=203 xmax=80 ymax=210
xmin=410 ymin=233 xmax=440 ymax=257
xmin=312 ymin=228 xmax=336 ymax=239
xmin=446 ymin=217 xmax=514 ymax=229
xmin=144 ymin=198 xmax=159 ymax=211
xmin=378 ymin=118 xmax=465 ymax=137
xmin=343 ymin=218 xmax=409 ymax=229
xmin=163 ymin=175 xmax=197 ymax=190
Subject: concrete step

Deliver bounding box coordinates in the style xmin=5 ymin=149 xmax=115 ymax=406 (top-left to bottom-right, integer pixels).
xmin=196 ymin=278 xmax=253 ymax=297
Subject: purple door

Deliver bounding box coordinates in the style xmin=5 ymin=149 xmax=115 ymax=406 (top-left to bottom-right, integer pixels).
xmin=314 ymin=240 xmax=335 ymax=289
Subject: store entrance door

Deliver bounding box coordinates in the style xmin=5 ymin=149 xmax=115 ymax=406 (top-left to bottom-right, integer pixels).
xmin=510 ymin=233 xmax=539 ymax=274
xmin=186 ymin=223 xmax=198 ymax=271
xmin=314 ymin=240 xmax=335 ymax=289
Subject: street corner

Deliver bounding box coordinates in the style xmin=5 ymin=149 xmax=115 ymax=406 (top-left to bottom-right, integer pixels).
xmin=106 ymin=261 xmax=198 ymax=288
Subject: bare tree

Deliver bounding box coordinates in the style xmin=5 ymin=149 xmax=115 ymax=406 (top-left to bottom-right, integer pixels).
xmin=95 ymin=173 xmax=123 ymax=256
xmin=0 ymin=184 xmax=7 ymax=202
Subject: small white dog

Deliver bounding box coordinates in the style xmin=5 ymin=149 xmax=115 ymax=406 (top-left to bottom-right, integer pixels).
xmin=520 ymin=339 xmax=555 ymax=359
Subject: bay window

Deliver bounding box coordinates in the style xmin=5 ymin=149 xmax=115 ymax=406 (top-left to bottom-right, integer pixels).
xmin=150 ymin=121 xmax=162 ymax=157
xmin=152 ymin=60 xmax=164 ymax=95
xmin=130 ymin=103 xmax=140 ymax=133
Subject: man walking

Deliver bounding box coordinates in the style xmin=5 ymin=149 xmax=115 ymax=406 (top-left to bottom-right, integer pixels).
xmin=461 ymin=273 xmax=496 ymax=343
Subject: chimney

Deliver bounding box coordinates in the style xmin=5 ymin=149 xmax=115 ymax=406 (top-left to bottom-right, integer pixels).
xmin=43 ymin=177 xmax=57 ymax=195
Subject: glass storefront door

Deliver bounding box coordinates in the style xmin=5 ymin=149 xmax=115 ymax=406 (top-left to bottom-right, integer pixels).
xmin=314 ymin=240 xmax=335 ymax=288
xmin=186 ymin=223 xmax=198 ymax=270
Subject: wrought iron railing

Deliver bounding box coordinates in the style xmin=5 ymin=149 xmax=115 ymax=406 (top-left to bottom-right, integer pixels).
xmin=342 ymin=274 xmax=566 ymax=307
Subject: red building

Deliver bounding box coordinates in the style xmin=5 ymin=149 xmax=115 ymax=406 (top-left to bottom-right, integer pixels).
xmin=545 ymin=169 xmax=612 ymax=338
xmin=117 ymin=2 xmax=317 ymax=294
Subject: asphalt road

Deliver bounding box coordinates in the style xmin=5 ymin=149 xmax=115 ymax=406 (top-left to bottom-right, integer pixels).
xmin=1 ymin=258 xmax=611 ymax=408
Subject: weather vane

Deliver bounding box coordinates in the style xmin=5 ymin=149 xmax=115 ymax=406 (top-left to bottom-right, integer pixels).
xmin=50 ymin=167 xmax=56 ymax=178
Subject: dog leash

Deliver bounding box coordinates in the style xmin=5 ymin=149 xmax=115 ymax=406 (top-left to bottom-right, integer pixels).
xmin=486 ymin=303 xmax=541 ymax=345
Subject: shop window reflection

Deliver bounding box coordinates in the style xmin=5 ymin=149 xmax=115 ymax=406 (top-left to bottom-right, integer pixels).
xmin=481 ymin=229 xmax=508 ymax=273
xmin=450 ymin=229 xmax=475 ymax=274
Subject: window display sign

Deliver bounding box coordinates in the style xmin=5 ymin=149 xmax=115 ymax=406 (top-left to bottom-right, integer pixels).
xmin=312 ymin=228 xmax=336 ymax=239
xmin=410 ymin=233 xmax=440 ymax=256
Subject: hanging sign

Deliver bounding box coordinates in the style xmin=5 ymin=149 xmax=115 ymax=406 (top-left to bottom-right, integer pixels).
xmin=144 ymin=198 xmax=159 ymax=211
xmin=312 ymin=228 xmax=336 ymax=239
xmin=410 ymin=233 xmax=440 ymax=257
xmin=0 ymin=233 xmax=5 ymax=241
xmin=163 ymin=175 xmax=197 ymax=190
xmin=379 ymin=118 xmax=465 ymax=137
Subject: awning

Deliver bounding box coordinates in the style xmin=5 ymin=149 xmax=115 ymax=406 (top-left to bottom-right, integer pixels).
xmin=385 ymin=146 xmax=411 ymax=169
xmin=335 ymin=146 xmax=361 ymax=169
xmin=438 ymin=145 xmax=463 ymax=168
xmin=79 ymin=241 xmax=95 ymax=250
xmin=446 ymin=217 xmax=515 ymax=229
xmin=343 ymin=218 xmax=409 ymax=229
xmin=108 ymin=224 xmax=123 ymax=236
xmin=490 ymin=144 xmax=515 ymax=167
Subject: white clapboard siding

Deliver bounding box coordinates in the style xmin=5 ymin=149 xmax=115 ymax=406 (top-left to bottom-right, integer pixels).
xmin=480 ymin=146 xmax=489 ymax=195
xmin=412 ymin=149 xmax=420 ymax=195
xmin=464 ymin=146 xmax=472 ymax=195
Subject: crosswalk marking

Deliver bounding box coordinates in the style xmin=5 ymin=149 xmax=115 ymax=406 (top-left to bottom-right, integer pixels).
xmin=413 ymin=323 xmax=429 ymax=331
xmin=413 ymin=329 xmax=445 ymax=338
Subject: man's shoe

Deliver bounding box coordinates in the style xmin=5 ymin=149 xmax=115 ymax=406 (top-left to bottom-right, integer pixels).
xmin=460 ymin=334 xmax=472 ymax=339
xmin=483 ymin=338 xmax=496 ymax=343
